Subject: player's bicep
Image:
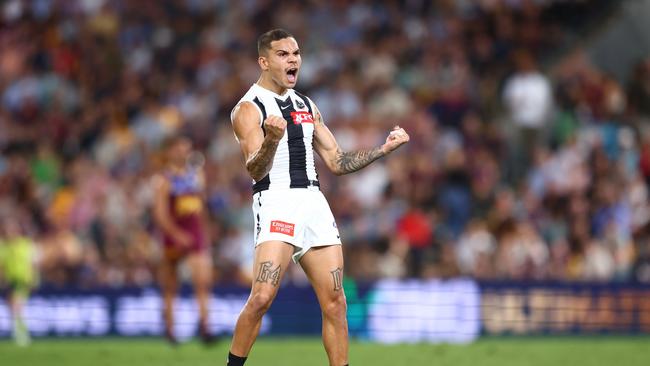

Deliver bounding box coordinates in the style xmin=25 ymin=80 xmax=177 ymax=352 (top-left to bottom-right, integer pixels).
xmin=313 ymin=123 xmax=339 ymax=162
xmin=232 ymin=102 xmax=265 ymax=162
xmin=197 ymin=170 xmax=207 ymax=196
xmin=312 ymin=105 xmax=341 ymax=172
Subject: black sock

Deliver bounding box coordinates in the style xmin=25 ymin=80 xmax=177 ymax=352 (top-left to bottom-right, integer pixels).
xmin=227 ymin=352 xmax=247 ymax=366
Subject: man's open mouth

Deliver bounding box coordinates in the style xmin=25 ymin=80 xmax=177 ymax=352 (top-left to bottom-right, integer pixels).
xmin=286 ymin=68 xmax=298 ymax=83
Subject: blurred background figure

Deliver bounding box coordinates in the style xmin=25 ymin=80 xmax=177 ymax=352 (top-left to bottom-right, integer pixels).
xmin=503 ymin=50 xmax=553 ymax=181
xmin=0 ymin=217 xmax=37 ymax=346
xmin=152 ymin=136 xmax=214 ymax=344
xmin=0 ymin=0 xmax=648 ymax=296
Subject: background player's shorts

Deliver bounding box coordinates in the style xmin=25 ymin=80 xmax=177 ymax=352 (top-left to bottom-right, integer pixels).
xmin=161 ymin=215 xmax=209 ymax=262
xmin=252 ymin=187 xmax=342 ymax=263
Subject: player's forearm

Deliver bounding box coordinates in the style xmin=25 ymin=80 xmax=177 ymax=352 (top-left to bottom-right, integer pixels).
xmin=246 ymin=137 xmax=280 ymax=181
xmin=332 ymin=146 xmax=386 ymax=175
xmin=153 ymin=210 xmax=182 ymax=236
xmin=158 ymin=221 xmax=182 ymax=236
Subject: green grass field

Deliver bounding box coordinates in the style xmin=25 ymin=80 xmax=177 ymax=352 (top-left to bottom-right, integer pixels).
xmin=1 ymin=337 xmax=649 ymax=366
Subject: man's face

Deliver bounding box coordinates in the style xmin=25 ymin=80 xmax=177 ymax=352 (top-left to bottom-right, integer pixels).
xmin=169 ymin=138 xmax=192 ymax=166
xmin=260 ymin=37 xmax=301 ymax=89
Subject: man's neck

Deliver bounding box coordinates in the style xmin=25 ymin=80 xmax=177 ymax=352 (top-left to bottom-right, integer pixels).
xmin=256 ymin=76 xmax=287 ymax=96
xmin=167 ymin=164 xmax=185 ymax=174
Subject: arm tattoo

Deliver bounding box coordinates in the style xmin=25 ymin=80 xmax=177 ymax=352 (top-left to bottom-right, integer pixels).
xmin=247 ymin=138 xmax=280 ymax=181
xmin=330 ymin=267 xmax=343 ymax=291
xmin=334 ymin=147 xmax=385 ymax=175
xmin=256 ymin=261 xmax=281 ymax=287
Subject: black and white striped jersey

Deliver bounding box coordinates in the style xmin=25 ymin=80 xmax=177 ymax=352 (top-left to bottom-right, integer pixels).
xmin=232 ymin=83 xmax=319 ymax=194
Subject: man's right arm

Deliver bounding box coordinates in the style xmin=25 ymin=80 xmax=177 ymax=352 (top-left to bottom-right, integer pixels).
xmin=231 ymin=102 xmax=286 ymax=181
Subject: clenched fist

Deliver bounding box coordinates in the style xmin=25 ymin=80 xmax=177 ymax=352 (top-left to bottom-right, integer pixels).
xmin=264 ymin=115 xmax=287 ymax=142
xmin=382 ymin=125 xmax=410 ymax=154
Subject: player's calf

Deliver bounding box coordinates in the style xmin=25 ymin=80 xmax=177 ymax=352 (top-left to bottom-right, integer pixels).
xmin=319 ymin=290 xmax=349 ymax=366
xmin=227 ymin=290 xmax=277 ymax=365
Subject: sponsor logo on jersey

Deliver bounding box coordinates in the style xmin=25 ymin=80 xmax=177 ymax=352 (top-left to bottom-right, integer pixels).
xmin=174 ymin=195 xmax=203 ymax=216
xmin=296 ymin=100 xmax=306 ymax=109
xmin=290 ymin=111 xmax=314 ymax=125
xmin=270 ymin=220 xmax=295 ymax=236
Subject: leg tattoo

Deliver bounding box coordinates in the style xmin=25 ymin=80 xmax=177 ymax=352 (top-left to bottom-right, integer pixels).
xmin=256 ymin=261 xmax=281 ymax=287
xmin=330 ymin=267 xmax=343 ymax=291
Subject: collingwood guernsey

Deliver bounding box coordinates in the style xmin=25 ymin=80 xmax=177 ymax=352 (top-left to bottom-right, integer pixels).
xmin=233 ymin=83 xmax=319 ymax=193
xmin=227 ymin=30 xmax=410 ymax=365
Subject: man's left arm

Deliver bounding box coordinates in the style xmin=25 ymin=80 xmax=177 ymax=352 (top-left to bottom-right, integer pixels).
xmin=312 ymin=104 xmax=409 ymax=176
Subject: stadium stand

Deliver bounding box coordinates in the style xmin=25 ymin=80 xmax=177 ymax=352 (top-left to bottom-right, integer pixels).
xmin=1 ymin=0 xmax=649 ymax=290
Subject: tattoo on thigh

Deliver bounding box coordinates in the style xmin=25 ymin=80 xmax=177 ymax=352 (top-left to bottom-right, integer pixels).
xmin=256 ymin=261 xmax=281 ymax=287
xmin=330 ymin=267 xmax=343 ymax=291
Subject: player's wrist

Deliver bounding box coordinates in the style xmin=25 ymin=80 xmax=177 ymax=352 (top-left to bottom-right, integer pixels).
xmin=379 ymin=144 xmax=391 ymax=156
xmin=265 ymin=133 xmax=283 ymax=144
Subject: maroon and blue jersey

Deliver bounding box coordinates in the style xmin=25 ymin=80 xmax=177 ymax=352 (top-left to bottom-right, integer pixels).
xmin=162 ymin=168 xmax=207 ymax=253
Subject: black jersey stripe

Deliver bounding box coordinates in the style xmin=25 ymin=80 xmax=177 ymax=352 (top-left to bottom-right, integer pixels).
xmin=252 ymin=97 xmax=267 ymax=136
xmin=252 ymin=174 xmax=271 ymax=193
xmin=293 ymin=91 xmax=319 ymax=183
xmin=276 ymin=97 xmax=310 ymax=188
xmin=251 ymin=97 xmax=270 ymax=193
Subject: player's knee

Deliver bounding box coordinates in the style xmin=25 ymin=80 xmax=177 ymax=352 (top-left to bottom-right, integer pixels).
xmin=161 ymin=282 xmax=178 ymax=295
xmin=322 ymin=292 xmax=347 ymax=319
xmin=247 ymin=291 xmax=275 ymax=315
xmin=193 ymin=277 xmax=212 ymax=293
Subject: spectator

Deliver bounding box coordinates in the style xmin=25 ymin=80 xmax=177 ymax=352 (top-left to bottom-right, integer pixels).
xmin=0 ymin=0 xmax=645 ymax=287
xmin=456 ymin=219 xmax=496 ymax=279
xmin=503 ymin=50 xmax=553 ymax=180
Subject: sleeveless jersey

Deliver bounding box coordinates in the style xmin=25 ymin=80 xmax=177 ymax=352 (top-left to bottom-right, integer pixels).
xmin=162 ymin=168 xmax=206 ymax=251
xmin=233 ymin=83 xmax=319 ymax=193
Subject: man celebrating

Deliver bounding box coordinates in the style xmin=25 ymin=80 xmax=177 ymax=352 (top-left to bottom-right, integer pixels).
xmin=228 ymin=29 xmax=409 ymax=366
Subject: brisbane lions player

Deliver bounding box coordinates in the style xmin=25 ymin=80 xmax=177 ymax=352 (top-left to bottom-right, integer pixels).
xmin=152 ymin=136 xmax=214 ymax=345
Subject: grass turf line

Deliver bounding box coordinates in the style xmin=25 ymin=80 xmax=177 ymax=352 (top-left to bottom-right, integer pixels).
xmin=0 ymin=337 xmax=649 ymax=366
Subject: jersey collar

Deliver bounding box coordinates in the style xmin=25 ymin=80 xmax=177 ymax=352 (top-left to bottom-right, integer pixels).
xmin=253 ymin=83 xmax=293 ymax=100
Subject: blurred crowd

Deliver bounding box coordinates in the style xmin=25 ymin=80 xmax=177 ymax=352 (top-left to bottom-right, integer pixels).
xmin=2 ymin=0 xmax=650 ymax=288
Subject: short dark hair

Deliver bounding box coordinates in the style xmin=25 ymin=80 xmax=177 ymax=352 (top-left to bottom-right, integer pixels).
xmin=258 ymin=29 xmax=294 ymax=56
xmin=162 ymin=134 xmax=190 ymax=151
